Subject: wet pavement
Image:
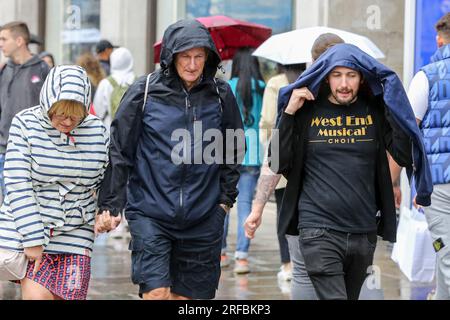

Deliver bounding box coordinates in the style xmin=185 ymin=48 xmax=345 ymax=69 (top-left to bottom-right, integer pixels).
xmin=0 ymin=200 xmax=435 ymax=300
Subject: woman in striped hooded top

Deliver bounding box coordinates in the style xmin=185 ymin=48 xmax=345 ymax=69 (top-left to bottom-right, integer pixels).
xmin=0 ymin=65 xmax=109 ymax=300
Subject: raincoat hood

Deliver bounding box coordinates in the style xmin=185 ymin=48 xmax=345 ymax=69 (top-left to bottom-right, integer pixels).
xmin=39 ymin=65 xmax=92 ymax=116
xmin=110 ymin=47 xmax=135 ymax=83
xmin=277 ymin=43 xmax=433 ymax=206
xmin=159 ymin=19 xmax=221 ymax=78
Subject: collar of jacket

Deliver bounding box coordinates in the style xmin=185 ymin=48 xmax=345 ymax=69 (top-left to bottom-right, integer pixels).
xmin=5 ymin=54 xmax=42 ymax=68
xmin=430 ymin=43 xmax=450 ymax=63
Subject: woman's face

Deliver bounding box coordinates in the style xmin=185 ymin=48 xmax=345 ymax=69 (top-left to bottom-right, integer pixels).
xmin=51 ymin=114 xmax=83 ymax=134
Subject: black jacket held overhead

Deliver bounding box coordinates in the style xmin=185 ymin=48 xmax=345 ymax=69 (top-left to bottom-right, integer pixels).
xmin=271 ymin=97 xmax=412 ymax=243
xmin=97 ymin=19 xmax=244 ymax=228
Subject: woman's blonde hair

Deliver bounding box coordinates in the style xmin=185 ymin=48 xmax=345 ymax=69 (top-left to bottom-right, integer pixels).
xmin=48 ymin=100 xmax=88 ymax=121
xmin=76 ymin=52 xmax=106 ymax=88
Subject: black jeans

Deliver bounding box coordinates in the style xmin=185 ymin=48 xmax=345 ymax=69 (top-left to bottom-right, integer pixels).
xmin=275 ymin=188 xmax=291 ymax=264
xmin=298 ymin=228 xmax=377 ymax=300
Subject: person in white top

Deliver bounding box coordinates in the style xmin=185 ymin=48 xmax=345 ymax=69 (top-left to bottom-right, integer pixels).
xmin=93 ymin=47 xmax=135 ymax=129
xmin=392 ymin=12 xmax=450 ymax=300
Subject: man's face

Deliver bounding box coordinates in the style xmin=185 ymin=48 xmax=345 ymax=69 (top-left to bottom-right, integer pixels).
xmin=436 ymin=33 xmax=449 ymax=48
xmin=104 ymin=47 xmax=113 ymax=59
xmin=0 ymin=30 xmax=19 ymax=58
xmin=175 ymin=47 xmax=207 ymax=90
xmin=327 ymin=66 xmax=362 ymax=105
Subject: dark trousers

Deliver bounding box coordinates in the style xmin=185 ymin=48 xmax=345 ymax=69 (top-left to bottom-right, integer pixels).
xmin=275 ymin=188 xmax=291 ymax=264
xmin=298 ymin=228 xmax=377 ymax=300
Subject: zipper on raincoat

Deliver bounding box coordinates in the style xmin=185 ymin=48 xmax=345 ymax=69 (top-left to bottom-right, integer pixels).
xmin=179 ymin=88 xmax=192 ymax=214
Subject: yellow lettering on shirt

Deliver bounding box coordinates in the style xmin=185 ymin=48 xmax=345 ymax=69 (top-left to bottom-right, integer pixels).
xmin=311 ymin=114 xmax=373 ymax=144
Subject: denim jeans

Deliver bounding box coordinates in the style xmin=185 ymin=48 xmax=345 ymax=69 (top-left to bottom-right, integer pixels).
xmin=222 ymin=166 xmax=260 ymax=260
xmin=299 ymin=228 xmax=377 ymax=300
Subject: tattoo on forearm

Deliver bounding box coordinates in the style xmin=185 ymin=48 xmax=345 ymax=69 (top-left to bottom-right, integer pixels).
xmin=253 ymin=174 xmax=281 ymax=204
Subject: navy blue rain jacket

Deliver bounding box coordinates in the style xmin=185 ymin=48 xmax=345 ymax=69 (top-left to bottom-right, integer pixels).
xmin=277 ymin=43 xmax=433 ymax=206
xmin=97 ymin=19 xmax=244 ymax=228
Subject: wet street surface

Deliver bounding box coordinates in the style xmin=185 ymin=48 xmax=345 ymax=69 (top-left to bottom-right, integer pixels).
xmin=0 ymin=201 xmax=435 ymax=300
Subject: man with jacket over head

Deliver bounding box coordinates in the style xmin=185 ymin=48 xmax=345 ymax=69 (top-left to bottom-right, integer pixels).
xmin=269 ymin=43 xmax=432 ymax=300
xmin=96 ymin=19 xmax=245 ymax=300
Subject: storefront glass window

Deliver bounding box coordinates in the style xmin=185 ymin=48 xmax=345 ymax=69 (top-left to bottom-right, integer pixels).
xmin=414 ymin=0 xmax=450 ymax=72
xmin=186 ymin=0 xmax=293 ymax=35
xmin=62 ymin=0 xmax=100 ymax=63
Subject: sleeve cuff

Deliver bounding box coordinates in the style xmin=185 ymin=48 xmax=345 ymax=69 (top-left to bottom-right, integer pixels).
xmin=219 ymin=197 xmax=234 ymax=209
xmin=98 ymin=207 xmax=122 ymax=217
xmin=415 ymin=195 xmax=431 ymax=207
xmin=22 ymin=237 xmax=45 ymax=248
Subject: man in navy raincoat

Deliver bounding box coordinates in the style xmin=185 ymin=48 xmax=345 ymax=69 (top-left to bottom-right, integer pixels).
xmin=97 ymin=19 xmax=244 ymax=300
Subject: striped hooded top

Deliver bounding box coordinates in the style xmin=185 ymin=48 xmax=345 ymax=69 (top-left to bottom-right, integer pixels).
xmin=0 ymin=65 xmax=109 ymax=257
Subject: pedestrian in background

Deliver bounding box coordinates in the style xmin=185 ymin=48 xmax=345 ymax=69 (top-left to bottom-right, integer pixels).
xmin=38 ymin=51 xmax=55 ymax=68
xmin=391 ymin=12 xmax=450 ymax=300
xmin=259 ymin=62 xmax=306 ymax=282
xmin=0 ymin=21 xmax=50 ymax=201
xmin=95 ymin=39 xmax=116 ymax=76
xmin=76 ymin=52 xmax=106 ymax=101
xmin=221 ymin=47 xmax=265 ymax=274
xmin=93 ymin=47 xmax=136 ymax=129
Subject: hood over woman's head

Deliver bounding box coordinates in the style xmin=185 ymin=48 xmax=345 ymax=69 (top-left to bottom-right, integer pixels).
xmin=40 ymin=65 xmax=92 ymax=119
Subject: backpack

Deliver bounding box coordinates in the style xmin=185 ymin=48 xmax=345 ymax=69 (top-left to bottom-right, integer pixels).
xmin=107 ymin=76 xmax=132 ymax=118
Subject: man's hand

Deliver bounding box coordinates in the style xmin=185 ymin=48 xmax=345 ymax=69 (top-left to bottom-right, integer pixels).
xmin=24 ymin=245 xmax=44 ymax=276
xmin=95 ymin=210 xmax=122 ymax=235
xmin=284 ymin=87 xmax=315 ymax=115
xmin=219 ymin=204 xmax=230 ymax=214
xmin=412 ymin=196 xmax=422 ymax=210
xmin=244 ymin=203 xmax=264 ymax=239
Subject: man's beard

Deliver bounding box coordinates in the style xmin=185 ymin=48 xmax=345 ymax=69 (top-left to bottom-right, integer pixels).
xmin=331 ymin=90 xmax=357 ymax=106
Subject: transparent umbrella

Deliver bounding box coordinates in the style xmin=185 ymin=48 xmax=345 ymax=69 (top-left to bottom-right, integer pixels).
xmin=252 ymin=26 xmax=385 ymax=65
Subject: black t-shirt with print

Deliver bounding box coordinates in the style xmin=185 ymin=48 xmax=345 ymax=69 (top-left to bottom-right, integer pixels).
xmin=298 ymin=97 xmax=378 ymax=233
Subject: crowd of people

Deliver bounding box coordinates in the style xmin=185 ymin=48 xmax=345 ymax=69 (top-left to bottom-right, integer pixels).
xmin=0 ymin=11 xmax=449 ymax=301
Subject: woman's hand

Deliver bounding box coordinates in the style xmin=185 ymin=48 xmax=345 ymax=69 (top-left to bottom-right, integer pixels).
xmin=24 ymin=245 xmax=44 ymax=275
xmin=95 ymin=210 xmax=122 ymax=235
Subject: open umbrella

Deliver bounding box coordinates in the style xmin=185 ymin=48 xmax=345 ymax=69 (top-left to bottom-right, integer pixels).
xmin=153 ymin=15 xmax=272 ymax=64
xmin=252 ymin=26 xmax=385 ymax=65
